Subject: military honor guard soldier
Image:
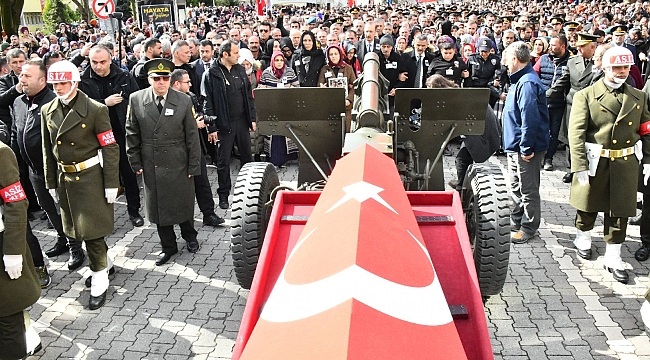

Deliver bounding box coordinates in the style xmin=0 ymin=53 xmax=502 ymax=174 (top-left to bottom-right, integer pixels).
xmin=0 ymin=141 xmax=42 ymax=359
xmin=569 ymin=47 xmax=650 ymax=284
xmin=41 ymin=60 xmax=119 ymax=310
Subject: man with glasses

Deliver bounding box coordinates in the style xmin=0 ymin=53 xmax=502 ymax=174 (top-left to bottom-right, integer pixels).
xmin=258 ymin=22 xmax=272 ymax=51
xmin=126 ymin=58 xmax=202 ymax=266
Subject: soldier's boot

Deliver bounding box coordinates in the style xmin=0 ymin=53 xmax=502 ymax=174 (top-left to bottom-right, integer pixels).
xmin=24 ymin=312 xmax=42 ymax=357
xmin=67 ymin=239 xmax=85 ymax=271
xmin=603 ymin=243 xmax=629 ymax=284
xmin=89 ymin=267 xmax=109 ymax=310
xmin=85 ymin=256 xmax=114 ymax=288
xmin=573 ymin=229 xmax=592 ymax=260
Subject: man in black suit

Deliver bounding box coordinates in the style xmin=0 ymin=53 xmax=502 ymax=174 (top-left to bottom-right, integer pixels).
xmin=191 ymin=40 xmax=214 ymax=89
xmin=402 ymin=35 xmax=436 ymax=88
xmin=355 ymin=22 xmax=380 ymax=65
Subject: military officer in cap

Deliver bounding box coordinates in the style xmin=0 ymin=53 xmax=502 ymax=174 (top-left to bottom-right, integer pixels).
xmin=608 ymin=25 xmax=638 ymax=65
xmin=125 ymin=58 xmax=202 ymax=266
xmin=550 ymin=15 xmax=565 ymax=34
xmin=41 ymin=60 xmax=119 ymax=310
xmin=568 ymin=46 xmax=650 ymax=284
xmin=350 ymin=6 xmax=361 ymax=20
xmin=548 ymin=32 xmax=600 ymax=183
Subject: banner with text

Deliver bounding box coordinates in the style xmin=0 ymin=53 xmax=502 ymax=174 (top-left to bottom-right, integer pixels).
xmin=140 ymin=4 xmax=173 ymax=25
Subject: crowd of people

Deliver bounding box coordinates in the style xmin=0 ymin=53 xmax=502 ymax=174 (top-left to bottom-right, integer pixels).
xmin=5 ymin=0 xmax=650 ymax=356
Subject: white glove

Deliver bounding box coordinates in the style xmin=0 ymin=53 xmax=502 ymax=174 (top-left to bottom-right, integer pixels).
xmin=105 ymin=188 xmax=118 ymax=203
xmin=49 ymin=188 xmax=58 ymax=203
xmin=3 ymin=255 xmax=23 ymax=279
xmin=576 ymin=170 xmax=589 ymax=186
xmin=644 ymin=164 xmax=650 ymax=186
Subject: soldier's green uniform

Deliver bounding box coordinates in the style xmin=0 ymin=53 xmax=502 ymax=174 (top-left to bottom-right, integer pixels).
xmin=0 ymin=141 xmax=41 ymax=358
xmin=569 ymin=79 xmax=650 ymax=243
xmin=41 ymin=90 xmax=120 ymax=271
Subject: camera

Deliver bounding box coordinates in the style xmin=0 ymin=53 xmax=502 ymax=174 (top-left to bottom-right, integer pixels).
xmin=109 ymin=12 xmax=124 ymax=20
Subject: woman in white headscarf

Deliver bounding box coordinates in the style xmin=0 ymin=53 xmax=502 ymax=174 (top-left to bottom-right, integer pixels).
xmin=238 ymin=47 xmax=261 ymax=90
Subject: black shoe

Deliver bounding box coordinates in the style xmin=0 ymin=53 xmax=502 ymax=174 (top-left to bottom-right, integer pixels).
xmin=23 ymin=343 xmax=43 ymax=359
xmin=604 ymin=265 xmax=629 ymax=284
xmin=39 ymin=212 xmax=48 ymax=220
xmin=203 ymin=214 xmax=225 ymax=227
xmin=630 ymin=215 xmax=642 ymax=226
xmin=89 ymin=291 xmax=107 ymax=310
xmin=45 ymin=241 xmax=69 ymax=257
xmin=68 ymin=250 xmax=85 ymax=271
xmin=562 ymin=173 xmax=573 ymax=183
xmin=155 ymin=250 xmax=178 ymax=266
xmin=129 ymin=213 xmax=145 ymax=227
xmin=577 ymin=248 xmax=592 ymax=260
xmin=85 ymin=266 xmax=116 ymax=288
xmin=187 ymin=240 xmax=200 ymax=253
xmin=219 ymin=198 xmax=229 ymax=209
xmin=636 ymin=245 xmax=650 ymax=261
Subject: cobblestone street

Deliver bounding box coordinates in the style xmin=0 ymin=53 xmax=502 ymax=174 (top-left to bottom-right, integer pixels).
xmin=25 ymin=147 xmax=650 ymax=359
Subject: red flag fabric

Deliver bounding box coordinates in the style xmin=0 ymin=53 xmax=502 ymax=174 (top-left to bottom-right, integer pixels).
xmin=240 ymin=145 xmax=468 ymax=360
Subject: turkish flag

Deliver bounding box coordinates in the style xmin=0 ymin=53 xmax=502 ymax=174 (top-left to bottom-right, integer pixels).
xmin=240 ymin=145 xmax=468 ymax=360
xmin=256 ymin=0 xmax=265 ymax=16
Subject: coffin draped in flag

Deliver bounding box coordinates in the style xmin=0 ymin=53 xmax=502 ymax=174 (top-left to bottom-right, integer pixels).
xmin=240 ymin=144 xmax=469 ymax=360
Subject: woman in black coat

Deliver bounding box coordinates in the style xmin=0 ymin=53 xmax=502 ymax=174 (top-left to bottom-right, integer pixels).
xmin=291 ymin=32 xmax=326 ymax=88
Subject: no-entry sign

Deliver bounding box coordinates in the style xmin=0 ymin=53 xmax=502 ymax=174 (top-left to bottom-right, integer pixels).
xmin=92 ymin=0 xmax=115 ymax=20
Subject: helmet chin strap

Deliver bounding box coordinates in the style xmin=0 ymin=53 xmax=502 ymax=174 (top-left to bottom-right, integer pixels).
xmin=57 ymin=82 xmax=78 ymax=105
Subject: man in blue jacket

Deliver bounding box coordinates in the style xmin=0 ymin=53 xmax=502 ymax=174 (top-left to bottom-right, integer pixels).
xmin=501 ymin=41 xmax=550 ymax=244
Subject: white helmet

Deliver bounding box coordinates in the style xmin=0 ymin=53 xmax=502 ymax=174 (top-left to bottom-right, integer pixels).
xmin=602 ymin=46 xmax=635 ymax=68
xmin=47 ymin=60 xmax=80 ymax=83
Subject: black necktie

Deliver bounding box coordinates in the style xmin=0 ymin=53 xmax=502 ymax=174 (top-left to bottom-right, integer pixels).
xmin=156 ymin=96 xmax=163 ymax=113
xmin=415 ymin=56 xmax=422 ymax=88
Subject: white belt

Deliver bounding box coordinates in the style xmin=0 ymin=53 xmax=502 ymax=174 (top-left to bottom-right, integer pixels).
xmin=58 ymin=155 xmax=100 ymax=173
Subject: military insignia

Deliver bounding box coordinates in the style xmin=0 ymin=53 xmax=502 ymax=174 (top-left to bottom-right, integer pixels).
xmin=157 ymin=63 xmax=164 ymax=71
xmin=491 ymin=58 xmax=497 ymax=65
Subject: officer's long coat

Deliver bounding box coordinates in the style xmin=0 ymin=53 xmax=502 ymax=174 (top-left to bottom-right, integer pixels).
xmin=0 ymin=142 xmax=41 ymax=318
xmin=569 ymin=79 xmax=650 ymax=217
xmin=41 ymin=91 xmax=120 ymax=240
xmin=549 ymin=55 xmax=594 ymax=144
xmin=125 ymin=88 xmax=201 ymax=226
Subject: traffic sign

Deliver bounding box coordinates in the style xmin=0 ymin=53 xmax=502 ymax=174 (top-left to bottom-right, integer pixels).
xmin=92 ymin=0 xmax=115 ymax=20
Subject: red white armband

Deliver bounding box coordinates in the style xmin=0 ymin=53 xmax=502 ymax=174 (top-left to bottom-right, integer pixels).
xmin=640 ymin=121 xmax=650 ymax=136
xmin=97 ymin=130 xmax=116 ymax=146
xmin=0 ymin=181 xmax=26 ymax=203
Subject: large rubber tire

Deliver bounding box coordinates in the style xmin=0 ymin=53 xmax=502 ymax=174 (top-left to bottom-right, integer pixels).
xmin=231 ymin=162 xmax=280 ymax=289
xmin=461 ymin=162 xmax=510 ymax=297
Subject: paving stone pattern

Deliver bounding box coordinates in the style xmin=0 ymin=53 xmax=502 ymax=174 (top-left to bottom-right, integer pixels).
xmin=26 ymin=147 xmax=650 ymax=359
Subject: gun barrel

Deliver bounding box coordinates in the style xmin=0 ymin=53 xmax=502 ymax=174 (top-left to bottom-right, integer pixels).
xmin=357 ymin=52 xmax=384 ymax=129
